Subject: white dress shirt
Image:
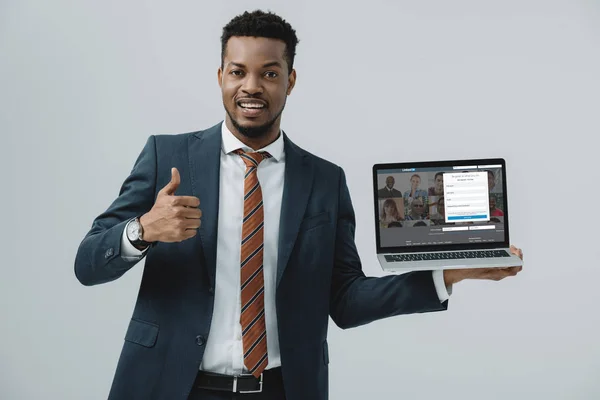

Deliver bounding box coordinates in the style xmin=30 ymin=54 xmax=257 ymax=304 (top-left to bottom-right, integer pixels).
xmin=121 ymin=123 xmax=450 ymax=375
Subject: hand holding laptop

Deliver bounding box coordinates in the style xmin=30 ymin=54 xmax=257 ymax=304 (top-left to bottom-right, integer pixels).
xmin=443 ymin=245 xmax=523 ymax=286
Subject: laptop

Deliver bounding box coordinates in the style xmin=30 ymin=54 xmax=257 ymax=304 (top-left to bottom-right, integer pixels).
xmin=373 ymin=158 xmax=523 ymax=272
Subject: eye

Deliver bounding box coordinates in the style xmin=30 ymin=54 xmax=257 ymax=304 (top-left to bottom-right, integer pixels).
xmin=230 ymin=70 xmax=244 ymax=76
xmin=264 ymin=71 xmax=278 ymax=79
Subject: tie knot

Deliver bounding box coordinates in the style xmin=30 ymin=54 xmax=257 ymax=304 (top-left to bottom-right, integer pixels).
xmin=234 ymin=149 xmax=272 ymax=168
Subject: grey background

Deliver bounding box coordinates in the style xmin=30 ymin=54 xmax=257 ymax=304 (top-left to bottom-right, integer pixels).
xmin=1 ymin=0 xmax=599 ymax=399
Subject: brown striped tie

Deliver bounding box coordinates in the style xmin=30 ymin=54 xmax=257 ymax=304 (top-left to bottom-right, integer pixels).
xmin=235 ymin=149 xmax=271 ymax=378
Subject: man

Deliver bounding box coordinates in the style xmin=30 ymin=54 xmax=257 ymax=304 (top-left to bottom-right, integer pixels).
xmin=405 ymin=197 xmax=426 ymax=220
xmin=487 ymin=170 xmax=496 ymax=191
xmin=377 ymin=175 xmax=403 ymax=198
xmin=429 ymin=196 xmax=454 ymax=226
xmin=74 ymin=10 xmax=523 ymax=400
xmin=428 ymin=172 xmax=444 ymax=195
xmin=487 ymin=169 xmax=502 ymax=193
xmin=490 ymin=196 xmax=505 ymax=217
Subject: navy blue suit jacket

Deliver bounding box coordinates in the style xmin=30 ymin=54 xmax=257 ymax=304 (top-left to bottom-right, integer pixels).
xmin=74 ymin=122 xmax=448 ymax=400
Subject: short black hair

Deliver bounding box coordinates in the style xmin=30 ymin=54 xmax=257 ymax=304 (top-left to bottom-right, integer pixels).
xmin=221 ymin=10 xmax=299 ymax=74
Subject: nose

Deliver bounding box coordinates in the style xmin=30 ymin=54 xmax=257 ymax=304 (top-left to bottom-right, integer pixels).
xmin=241 ymin=74 xmax=263 ymax=96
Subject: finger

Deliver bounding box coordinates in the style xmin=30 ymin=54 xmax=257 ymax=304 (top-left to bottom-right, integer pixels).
xmin=182 ymin=228 xmax=198 ymax=240
xmin=501 ymin=266 xmax=520 ymax=277
xmin=500 ymin=267 xmax=517 ymax=278
xmin=161 ymin=168 xmax=181 ymax=196
xmin=480 ymin=268 xmax=497 ymax=277
xmin=184 ymin=219 xmax=202 ymax=230
xmin=490 ymin=271 xmax=505 ymax=281
xmin=172 ymin=196 xmax=201 ymax=208
xmin=482 ymin=267 xmax=517 ymax=280
xmin=186 ymin=210 xmax=203 ymax=220
xmin=173 ymin=207 xmax=202 ymax=219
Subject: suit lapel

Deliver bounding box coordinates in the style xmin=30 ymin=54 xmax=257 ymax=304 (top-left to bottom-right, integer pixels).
xmin=188 ymin=125 xmax=313 ymax=288
xmin=276 ymin=133 xmax=314 ymax=287
xmin=188 ymin=123 xmax=222 ymax=287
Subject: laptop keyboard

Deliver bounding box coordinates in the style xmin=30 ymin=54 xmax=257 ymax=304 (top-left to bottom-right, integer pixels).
xmin=384 ymin=250 xmax=510 ymax=262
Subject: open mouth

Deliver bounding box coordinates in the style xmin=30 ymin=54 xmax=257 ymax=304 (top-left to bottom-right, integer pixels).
xmin=237 ymin=99 xmax=267 ymax=117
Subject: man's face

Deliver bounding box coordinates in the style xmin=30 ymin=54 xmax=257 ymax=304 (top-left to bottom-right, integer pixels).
xmin=386 ymin=177 xmax=395 ymax=189
xmin=218 ymin=36 xmax=296 ymax=139
xmin=488 ymin=171 xmax=496 ymax=190
xmin=412 ymin=199 xmax=424 ymax=213
xmin=435 ymin=175 xmax=444 ymax=192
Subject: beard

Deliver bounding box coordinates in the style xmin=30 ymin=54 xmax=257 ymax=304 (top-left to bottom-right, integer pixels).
xmin=225 ymin=98 xmax=286 ymax=139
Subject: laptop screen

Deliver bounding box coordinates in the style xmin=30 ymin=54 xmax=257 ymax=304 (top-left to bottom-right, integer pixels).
xmin=373 ymin=158 xmax=510 ymax=253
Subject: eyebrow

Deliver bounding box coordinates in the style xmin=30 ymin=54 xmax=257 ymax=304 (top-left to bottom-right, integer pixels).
xmin=228 ymin=61 xmax=283 ymax=69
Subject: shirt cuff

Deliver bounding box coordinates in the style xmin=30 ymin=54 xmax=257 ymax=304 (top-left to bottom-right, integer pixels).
xmin=121 ymin=220 xmax=149 ymax=261
xmin=432 ymin=270 xmax=452 ymax=302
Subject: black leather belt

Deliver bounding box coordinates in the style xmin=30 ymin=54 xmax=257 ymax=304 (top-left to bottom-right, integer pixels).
xmin=193 ymin=368 xmax=282 ymax=394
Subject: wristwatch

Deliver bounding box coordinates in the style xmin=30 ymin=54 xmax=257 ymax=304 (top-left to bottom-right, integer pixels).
xmin=126 ymin=217 xmax=151 ymax=248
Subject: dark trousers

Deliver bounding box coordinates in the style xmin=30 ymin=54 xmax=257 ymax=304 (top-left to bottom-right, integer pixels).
xmin=188 ymin=368 xmax=286 ymax=400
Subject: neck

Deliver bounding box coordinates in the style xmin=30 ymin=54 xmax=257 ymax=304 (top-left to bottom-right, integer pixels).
xmin=225 ymin=117 xmax=281 ymax=151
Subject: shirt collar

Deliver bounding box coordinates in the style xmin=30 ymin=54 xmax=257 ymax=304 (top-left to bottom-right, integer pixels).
xmin=221 ymin=121 xmax=284 ymax=162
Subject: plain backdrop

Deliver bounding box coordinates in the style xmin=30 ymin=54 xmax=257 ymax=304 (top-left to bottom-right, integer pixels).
xmin=1 ymin=0 xmax=599 ymax=399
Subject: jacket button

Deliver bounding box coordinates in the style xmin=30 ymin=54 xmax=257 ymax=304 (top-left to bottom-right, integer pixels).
xmin=105 ymin=248 xmax=114 ymax=258
xmin=196 ymin=335 xmax=205 ymax=346
xmin=208 ymin=287 xmax=214 ymax=295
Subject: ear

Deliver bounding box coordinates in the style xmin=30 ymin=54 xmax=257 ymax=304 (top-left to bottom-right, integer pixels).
xmin=217 ymin=67 xmax=223 ymax=88
xmin=286 ymin=69 xmax=297 ymax=95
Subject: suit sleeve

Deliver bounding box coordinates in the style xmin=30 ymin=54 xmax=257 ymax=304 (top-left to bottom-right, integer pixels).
xmin=329 ymin=167 xmax=448 ymax=329
xmin=74 ymin=136 xmax=157 ymax=286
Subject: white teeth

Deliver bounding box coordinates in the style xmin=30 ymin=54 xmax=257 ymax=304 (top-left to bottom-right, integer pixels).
xmin=239 ymin=103 xmax=264 ymax=109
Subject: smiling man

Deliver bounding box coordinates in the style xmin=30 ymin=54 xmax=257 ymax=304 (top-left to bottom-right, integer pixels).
xmin=74 ymin=10 xmax=523 ymax=400
xmin=219 ymin=36 xmax=293 ymax=147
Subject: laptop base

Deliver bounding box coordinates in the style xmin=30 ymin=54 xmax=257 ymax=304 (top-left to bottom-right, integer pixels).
xmin=378 ymin=248 xmax=523 ymax=272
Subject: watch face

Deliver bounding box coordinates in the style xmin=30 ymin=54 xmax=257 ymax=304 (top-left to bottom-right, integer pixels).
xmin=127 ymin=220 xmax=140 ymax=241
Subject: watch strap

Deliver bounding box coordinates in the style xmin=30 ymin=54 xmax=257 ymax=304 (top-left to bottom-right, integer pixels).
xmin=128 ymin=217 xmax=152 ymax=248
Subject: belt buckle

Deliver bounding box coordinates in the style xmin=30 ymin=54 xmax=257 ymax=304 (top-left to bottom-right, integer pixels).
xmin=234 ymin=373 xmax=263 ymax=393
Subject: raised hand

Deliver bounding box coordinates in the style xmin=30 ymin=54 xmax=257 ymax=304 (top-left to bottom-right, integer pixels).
xmin=139 ymin=168 xmax=202 ymax=243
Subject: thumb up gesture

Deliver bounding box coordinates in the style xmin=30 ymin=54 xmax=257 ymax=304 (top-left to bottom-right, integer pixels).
xmin=139 ymin=168 xmax=202 ymax=243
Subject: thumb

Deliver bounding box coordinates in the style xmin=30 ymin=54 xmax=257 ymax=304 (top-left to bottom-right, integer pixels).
xmin=161 ymin=167 xmax=181 ymax=195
